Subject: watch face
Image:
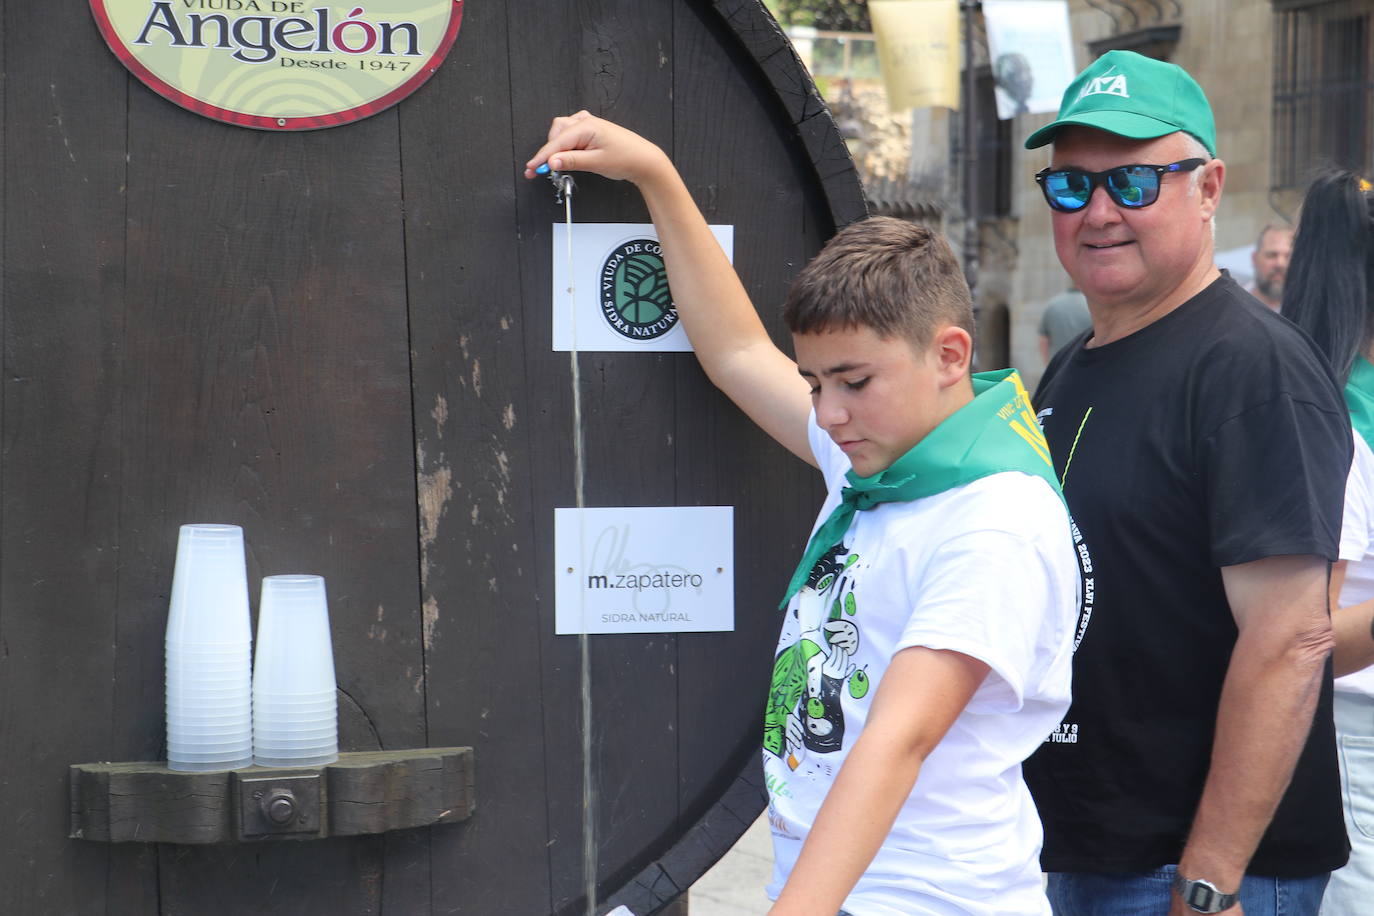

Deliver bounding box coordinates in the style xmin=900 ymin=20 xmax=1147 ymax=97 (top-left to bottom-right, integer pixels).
xmin=1184 ymin=882 xmax=1217 ymax=910
xmin=1180 ymin=878 xmax=1234 ymax=913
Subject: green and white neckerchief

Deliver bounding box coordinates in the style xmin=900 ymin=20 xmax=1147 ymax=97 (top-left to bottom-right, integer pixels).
xmin=779 ymin=369 xmax=1063 ymax=609
xmin=1347 ymin=356 xmax=1374 ymax=452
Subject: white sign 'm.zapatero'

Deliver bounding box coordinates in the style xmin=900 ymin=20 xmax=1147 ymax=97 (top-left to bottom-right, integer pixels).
xmin=554 ymin=506 xmax=735 ymax=635
xmin=90 ymin=0 xmax=463 ymax=130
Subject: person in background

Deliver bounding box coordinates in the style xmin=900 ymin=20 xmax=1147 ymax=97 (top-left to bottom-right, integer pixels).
xmin=1282 ymin=171 xmax=1374 ymax=915
xmin=1037 ymin=286 xmax=1091 ymax=363
xmin=1248 ymin=223 xmax=1293 ymax=311
xmin=1023 ymin=49 xmax=1350 ymax=915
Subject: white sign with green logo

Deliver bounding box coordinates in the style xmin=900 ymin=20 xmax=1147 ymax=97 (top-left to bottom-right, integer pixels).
xmin=551 ymin=223 xmax=734 ymax=352
xmin=554 ymin=506 xmax=734 ymax=634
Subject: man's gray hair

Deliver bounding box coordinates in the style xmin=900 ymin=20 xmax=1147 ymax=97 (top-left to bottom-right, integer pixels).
xmin=1180 ymin=133 xmax=1212 ymax=192
xmin=1176 ymin=132 xmax=1218 ymax=240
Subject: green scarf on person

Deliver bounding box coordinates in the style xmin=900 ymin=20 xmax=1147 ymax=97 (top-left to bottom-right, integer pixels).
xmin=1347 ymin=356 xmax=1374 ymax=452
xmin=779 ymin=368 xmax=1063 ymax=609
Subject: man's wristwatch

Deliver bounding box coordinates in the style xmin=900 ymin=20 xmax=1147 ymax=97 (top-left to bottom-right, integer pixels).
xmin=1172 ymin=873 xmax=1239 ymax=913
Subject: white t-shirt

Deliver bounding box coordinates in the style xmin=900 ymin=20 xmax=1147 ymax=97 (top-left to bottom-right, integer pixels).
xmin=762 ymin=416 xmax=1078 ymax=916
xmin=1337 ymin=434 xmax=1374 ymax=698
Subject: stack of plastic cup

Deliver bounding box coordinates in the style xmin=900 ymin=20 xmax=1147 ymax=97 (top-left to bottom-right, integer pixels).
xmin=165 ymin=524 xmax=254 ymax=772
xmin=253 ymin=575 xmax=338 ymax=767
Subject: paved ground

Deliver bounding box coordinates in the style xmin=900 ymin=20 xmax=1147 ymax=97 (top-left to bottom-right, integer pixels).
xmin=686 ymin=813 xmax=774 ymax=915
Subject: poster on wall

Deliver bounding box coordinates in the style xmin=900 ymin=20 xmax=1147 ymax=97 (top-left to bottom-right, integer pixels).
xmin=869 ymin=0 xmax=961 ymax=112
xmin=983 ymin=0 xmax=1076 ymax=120
xmin=551 ymin=223 xmax=734 ymax=353
xmin=554 ymin=506 xmax=734 ymax=635
xmin=89 ymin=0 xmax=464 ymax=130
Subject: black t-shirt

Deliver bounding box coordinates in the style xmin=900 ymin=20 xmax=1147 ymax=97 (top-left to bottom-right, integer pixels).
xmin=1024 ymin=274 xmax=1352 ymax=876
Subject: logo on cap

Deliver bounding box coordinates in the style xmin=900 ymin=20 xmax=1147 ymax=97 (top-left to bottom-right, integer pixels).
xmin=1077 ymin=70 xmax=1130 ymax=102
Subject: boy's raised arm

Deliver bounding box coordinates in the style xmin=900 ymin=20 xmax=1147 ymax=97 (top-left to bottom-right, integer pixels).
xmin=525 ymin=112 xmax=815 ymax=467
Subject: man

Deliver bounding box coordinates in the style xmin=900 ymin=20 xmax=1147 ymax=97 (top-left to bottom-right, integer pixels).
xmin=1023 ymin=50 xmax=1351 ymax=915
xmin=1037 ymin=286 xmax=1091 ymax=363
xmin=1247 ymin=223 xmax=1293 ymax=310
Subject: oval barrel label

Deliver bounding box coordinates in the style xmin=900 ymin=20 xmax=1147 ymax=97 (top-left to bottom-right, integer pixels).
xmin=89 ymin=1 xmax=463 ymax=130
xmin=599 ymin=239 xmax=679 ymax=341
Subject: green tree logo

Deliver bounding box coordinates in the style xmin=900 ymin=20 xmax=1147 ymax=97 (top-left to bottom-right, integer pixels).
xmin=599 ymin=239 xmax=679 ymax=341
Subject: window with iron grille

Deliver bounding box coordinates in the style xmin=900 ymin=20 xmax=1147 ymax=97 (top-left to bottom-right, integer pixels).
xmin=1272 ymin=0 xmax=1374 ymax=189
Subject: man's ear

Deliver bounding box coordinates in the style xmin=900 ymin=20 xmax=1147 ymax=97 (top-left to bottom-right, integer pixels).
xmin=1199 ymin=158 xmax=1226 ymax=221
xmin=932 ymin=324 xmax=973 ymax=386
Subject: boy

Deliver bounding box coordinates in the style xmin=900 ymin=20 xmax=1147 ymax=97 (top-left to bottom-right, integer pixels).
xmin=526 ymin=113 xmax=1078 ymax=916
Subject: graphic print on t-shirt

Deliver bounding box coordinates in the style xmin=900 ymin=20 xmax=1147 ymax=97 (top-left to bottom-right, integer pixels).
xmin=1037 ymin=405 xmax=1096 ymax=653
xmin=1039 ymin=406 xmax=1096 ymax=745
xmin=764 ymin=542 xmax=869 ymax=774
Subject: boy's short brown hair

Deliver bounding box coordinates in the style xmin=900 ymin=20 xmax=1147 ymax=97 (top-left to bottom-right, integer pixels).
xmin=782 ymin=217 xmax=974 ymax=349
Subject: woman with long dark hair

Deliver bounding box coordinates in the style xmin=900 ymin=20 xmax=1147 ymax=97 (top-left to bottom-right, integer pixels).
xmin=1283 ymin=170 xmax=1374 ymax=913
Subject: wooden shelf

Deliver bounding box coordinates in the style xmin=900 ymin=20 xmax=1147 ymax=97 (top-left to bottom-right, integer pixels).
xmin=70 ymin=747 xmax=474 ymax=844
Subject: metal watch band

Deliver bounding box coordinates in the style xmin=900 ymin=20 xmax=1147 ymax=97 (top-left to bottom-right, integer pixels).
xmin=1172 ymin=873 xmax=1240 ymax=913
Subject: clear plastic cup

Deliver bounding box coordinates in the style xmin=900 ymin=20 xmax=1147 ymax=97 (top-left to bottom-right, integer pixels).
xmin=167 ymin=711 xmax=250 ymax=725
xmin=167 ymin=693 xmax=251 ymax=707
xmin=166 ymin=677 xmax=250 ymax=691
xmin=252 ymin=576 xmax=335 ymax=694
xmin=252 ymin=734 xmax=336 ymax=751
xmin=167 ymin=757 xmax=255 ymax=773
xmin=168 ymin=740 xmax=254 ymax=755
xmin=166 ymin=721 xmax=251 ymax=734
xmin=252 ymin=575 xmax=338 ymax=763
xmin=165 ymin=736 xmax=252 ymax=752
xmin=252 ymin=730 xmax=338 ymax=747
xmin=254 ymin=740 xmax=337 ymax=753
xmin=167 ymin=681 xmax=251 ymax=694
xmin=167 ymin=678 xmax=251 ymax=692
xmin=169 ymin=749 xmax=255 ymax=764
xmin=166 ymin=671 xmax=249 ymax=683
xmin=252 ymin=689 xmax=336 ymax=703
xmin=254 ymin=746 xmax=337 ymax=759
xmin=250 ymin=714 xmax=332 ymax=725
xmin=166 ymin=705 xmax=251 ymax=718
xmin=168 ymin=688 xmax=251 ymax=702
xmin=165 ymin=703 xmax=251 ymax=714
xmin=165 ymin=641 xmax=252 ymax=653
xmin=167 ymin=718 xmax=250 ymax=733
xmin=167 ymin=725 xmax=251 ymax=742
xmin=250 ymin=703 xmax=332 ymax=714
xmin=252 ymin=752 xmax=338 ymax=768
xmin=164 ymin=525 xmax=252 ymax=646
xmin=254 ymin=724 xmax=335 ymax=739
xmin=254 ymin=709 xmax=334 ymax=722
xmin=165 ymin=651 xmax=251 ymax=664
xmin=168 ymin=725 xmax=256 ymax=738
xmin=164 ymin=524 xmax=253 ymax=772
xmin=165 ymin=655 xmax=251 ymax=670
xmin=253 ymin=717 xmax=336 ymax=731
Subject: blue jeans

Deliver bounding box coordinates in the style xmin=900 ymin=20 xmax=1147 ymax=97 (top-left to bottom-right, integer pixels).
xmin=1047 ymin=866 xmax=1329 ymax=915
xmin=1322 ymin=691 xmax=1374 ymax=914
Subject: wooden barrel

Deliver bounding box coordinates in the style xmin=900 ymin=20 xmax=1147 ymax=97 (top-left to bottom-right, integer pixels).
xmin=3 ymin=1 xmax=866 ymax=913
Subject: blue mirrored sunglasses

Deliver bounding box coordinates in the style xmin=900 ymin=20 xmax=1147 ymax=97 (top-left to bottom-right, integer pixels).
xmin=1034 ymin=158 xmax=1208 ymax=212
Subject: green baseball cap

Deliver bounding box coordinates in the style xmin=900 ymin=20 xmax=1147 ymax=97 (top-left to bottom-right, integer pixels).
xmin=1024 ymin=50 xmax=1216 ymax=155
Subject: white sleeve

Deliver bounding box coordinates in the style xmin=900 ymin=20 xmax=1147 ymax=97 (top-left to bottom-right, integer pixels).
xmin=1341 ymin=436 xmax=1374 ymax=563
xmin=894 ymin=523 xmax=1075 ymax=715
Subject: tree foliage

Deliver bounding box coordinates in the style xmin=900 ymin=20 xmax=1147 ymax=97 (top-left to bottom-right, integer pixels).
xmin=772 ymin=0 xmax=871 ymax=32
